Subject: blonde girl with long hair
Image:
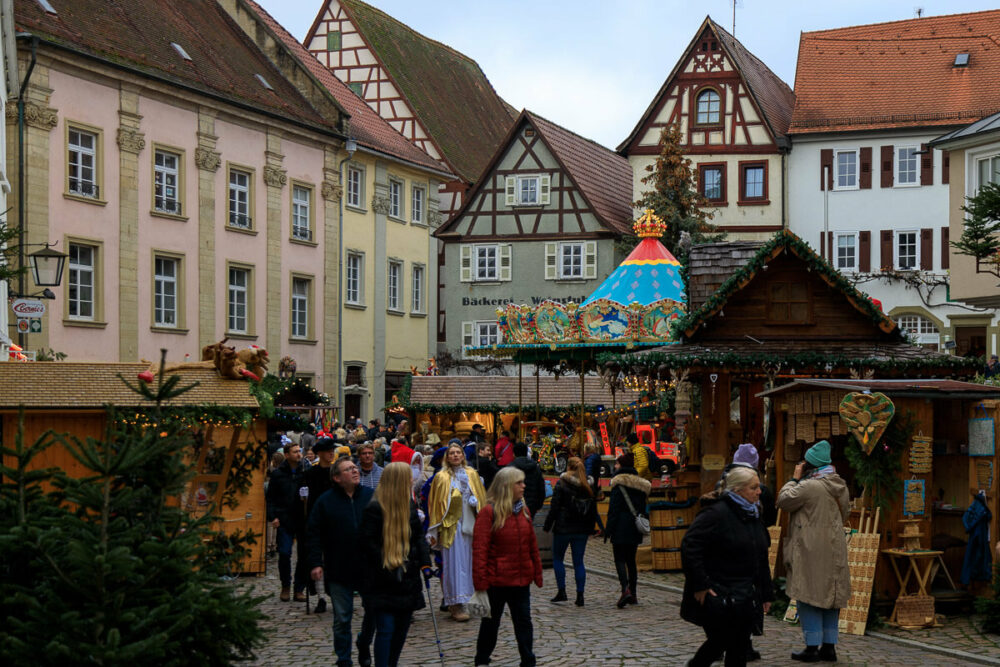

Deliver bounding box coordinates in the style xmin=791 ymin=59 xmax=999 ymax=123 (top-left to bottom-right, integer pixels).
xmin=359 ymin=462 xmax=431 ymax=667
xmin=472 ymin=466 xmax=543 ymax=667
xmin=427 ymin=442 xmax=487 ymax=621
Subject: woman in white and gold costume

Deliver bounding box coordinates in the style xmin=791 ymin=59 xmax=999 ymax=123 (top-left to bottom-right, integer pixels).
xmin=427 ymin=442 xmax=487 ymax=622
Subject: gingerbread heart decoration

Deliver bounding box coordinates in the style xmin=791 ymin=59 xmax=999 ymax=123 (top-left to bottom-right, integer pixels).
xmin=838 ymin=392 xmax=895 ymax=454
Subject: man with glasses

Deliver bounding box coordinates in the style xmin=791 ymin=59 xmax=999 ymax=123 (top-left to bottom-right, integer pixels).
xmin=307 ymin=457 xmax=376 ymax=667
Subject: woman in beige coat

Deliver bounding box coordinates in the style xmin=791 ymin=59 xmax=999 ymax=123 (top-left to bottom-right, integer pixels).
xmin=776 ymin=440 xmax=850 ymax=663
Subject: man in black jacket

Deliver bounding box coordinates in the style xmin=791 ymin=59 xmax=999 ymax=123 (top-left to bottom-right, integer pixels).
xmin=511 ymin=441 xmax=545 ymax=516
xmin=301 ymin=437 xmax=337 ymax=613
xmin=265 ymin=442 xmax=308 ymax=602
xmin=307 ymin=457 xmax=376 ymax=667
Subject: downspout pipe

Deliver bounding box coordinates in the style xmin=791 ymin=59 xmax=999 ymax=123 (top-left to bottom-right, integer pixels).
xmin=337 ymin=139 xmax=356 ymax=417
xmin=16 ymin=33 xmax=37 ymax=349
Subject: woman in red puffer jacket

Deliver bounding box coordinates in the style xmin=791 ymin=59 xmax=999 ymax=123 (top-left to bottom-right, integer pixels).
xmin=472 ymin=466 xmax=543 ymax=667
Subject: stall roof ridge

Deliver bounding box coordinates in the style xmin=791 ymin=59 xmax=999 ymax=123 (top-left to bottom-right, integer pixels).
xmin=758 ymin=378 xmax=1000 ymax=398
xmin=407 ymin=375 xmax=641 ymax=408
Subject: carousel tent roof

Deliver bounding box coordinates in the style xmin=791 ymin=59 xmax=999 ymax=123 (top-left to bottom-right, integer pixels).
xmin=582 ymin=235 xmax=685 ymax=306
xmin=407 ymin=375 xmax=642 ymax=409
xmin=758 ymin=378 xmax=1000 ymax=400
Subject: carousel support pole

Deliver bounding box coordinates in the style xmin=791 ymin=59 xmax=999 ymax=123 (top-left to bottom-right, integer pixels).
xmin=579 ymin=360 xmax=586 ymax=432
xmin=535 ymin=364 xmax=540 ymax=422
xmin=518 ymin=361 xmax=523 ymax=441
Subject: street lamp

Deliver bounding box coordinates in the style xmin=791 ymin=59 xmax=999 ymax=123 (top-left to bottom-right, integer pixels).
xmin=29 ymin=244 xmax=67 ymax=287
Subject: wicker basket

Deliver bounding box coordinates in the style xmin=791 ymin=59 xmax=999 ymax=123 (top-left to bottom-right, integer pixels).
xmin=652 ymin=547 xmax=682 ymax=572
xmin=895 ymin=594 xmax=935 ymax=627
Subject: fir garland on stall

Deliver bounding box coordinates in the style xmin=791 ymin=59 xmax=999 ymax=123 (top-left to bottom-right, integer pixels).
xmin=843 ymin=410 xmax=914 ymax=515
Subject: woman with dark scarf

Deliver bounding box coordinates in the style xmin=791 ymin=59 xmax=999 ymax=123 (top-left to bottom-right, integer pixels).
xmin=681 ymin=466 xmax=773 ymax=667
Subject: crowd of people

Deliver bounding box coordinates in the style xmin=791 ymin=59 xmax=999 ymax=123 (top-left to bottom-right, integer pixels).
xmin=266 ymin=417 xmax=852 ymax=666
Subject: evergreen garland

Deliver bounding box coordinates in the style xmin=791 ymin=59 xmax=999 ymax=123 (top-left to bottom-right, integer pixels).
xmin=843 ymin=409 xmax=913 ymax=514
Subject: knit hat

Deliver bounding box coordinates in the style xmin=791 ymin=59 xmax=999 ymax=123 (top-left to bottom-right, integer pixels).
xmin=732 ymin=443 xmax=759 ymax=469
xmin=805 ymin=440 xmax=832 ymax=467
xmin=617 ymin=452 xmax=635 ymax=469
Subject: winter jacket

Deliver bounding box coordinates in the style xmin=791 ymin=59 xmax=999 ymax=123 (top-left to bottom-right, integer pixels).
xmin=962 ymin=493 xmax=993 ymax=584
xmin=543 ymin=473 xmax=599 ymax=535
xmin=776 ymin=472 xmax=851 ymax=609
xmin=302 ymin=463 xmax=334 ymax=516
xmin=477 ymin=457 xmax=499 ymax=490
xmin=495 ymin=437 xmax=515 ymax=466
xmin=680 ymin=493 xmax=774 ymax=628
xmin=306 ymin=484 xmax=374 ymax=586
xmin=265 ymin=461 xmax=306 ymax=531
xmin=359 ymin=499 xmax=431 ymax=612
xmin=511 ymin=455 xmax=546 ymax=515
xmin=472 ymin=503 xmax=543 ymax=591
xmin=605 ymin=470 xmax=651 ymax=546
xmin=584 ymin=453 xmax=603 ymax=495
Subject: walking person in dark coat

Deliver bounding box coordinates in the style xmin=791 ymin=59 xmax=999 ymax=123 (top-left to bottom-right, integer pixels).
xmin=265 ymin=442 xmax=308 ymax=601
xmin=301 ymin=437 xmax=338 ymax=613
xmin=358 ymin=462 xmax=432 ymax=667
xmin=510 ymin=442 xmax=545 ymax=516
xmin=605 ymin=452 xmax=651 ymax=608
xmin=475 ymin=441 xmax=500 ymax=490
xmin=543 ymin=456 xmax=600 ymax=606
xmin=681 ymin=465 xmax=774 ymax=667
xmin=307 ymin=457 xmax=376 ymax=667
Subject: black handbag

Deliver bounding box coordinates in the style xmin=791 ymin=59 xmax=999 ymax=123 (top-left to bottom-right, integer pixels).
xmin=703 ymin=582 xmax=759 ymax=629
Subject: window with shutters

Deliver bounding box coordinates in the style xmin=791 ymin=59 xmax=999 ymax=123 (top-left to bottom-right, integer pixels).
xmin=835 ymin=232 xmax=858 ymax=272
xmin=695 ymin=89 xmax=721 ymax=125
xmin=460 ymin=244 xmax=511 ymax=282
xmin=766 ymin=281 xmax=811 ymax=324
xmin=462 ymin=320 xmax=500 ymax=359
xmin=476 ymin=245 xmax=497 ymax=280
xmin=505 ymin=174 xmax=550 ymax=206
xmin=834 ymin=149 xmax=858 ymax=190
xmin=545 ymin=241 xmax=597 ymax=280
xmin=559 ymin=242 xmax=583 ymax=279
xmin=896 ymin=314 xmax=940 ymax=349
xmin=895 ymin=230 xmax=919 ymax=270
xmin=698 ymin=163 xmax=726 ymax=203
xmin=895 ymin=146 xmax=919 ymax=186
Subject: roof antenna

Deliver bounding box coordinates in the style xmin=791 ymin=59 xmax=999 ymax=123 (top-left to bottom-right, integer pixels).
xmin=914 ymin=6 xmax=924 ymax=18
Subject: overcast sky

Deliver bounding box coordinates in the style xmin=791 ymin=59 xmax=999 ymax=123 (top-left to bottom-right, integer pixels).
xmin=256 ymin=0 xmax=999 ymax=150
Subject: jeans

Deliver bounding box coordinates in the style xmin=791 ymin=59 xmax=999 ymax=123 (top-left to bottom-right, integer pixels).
xmin=474 ymin=586 xmax=535 ymax=666
xmin=690 ymin=618 xmax=750 ymax=667
xmin=373 ymin=610 xmax=412 ymax=667
xmin=276 ymin=526 xmax=309 ymax=592
xmin=612 ymin=543 xmax=638 ymax=595
xmin=328 ymin=581 xmax=375 ymax=665
xmin=552 ymin=533 xmax=588 ymax=592
xmin=797 ymin=601 xmax=840 ymax=646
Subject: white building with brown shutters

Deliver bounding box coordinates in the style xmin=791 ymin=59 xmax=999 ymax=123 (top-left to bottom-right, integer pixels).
xmin=786 ymin=10 xmax=1000 ymax=357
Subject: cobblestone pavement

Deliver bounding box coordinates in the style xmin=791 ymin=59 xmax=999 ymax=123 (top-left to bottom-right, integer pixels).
xmin=241 ymin=537 xmax=999 ymax=666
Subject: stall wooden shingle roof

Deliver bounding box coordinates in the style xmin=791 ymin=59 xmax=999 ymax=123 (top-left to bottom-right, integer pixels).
xmin=0 ymin=363 xmax=259 ymax=409
xmin=687 ymin=241 xmax=765 ymax=310
xmin=408 ymin=376 xmax=641 ymax=408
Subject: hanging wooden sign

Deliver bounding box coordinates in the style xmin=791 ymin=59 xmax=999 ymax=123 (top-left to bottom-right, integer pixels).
xmin=839 ymin=392 xmax=895 ymax=454
xmin=903 ymin=479 xmax=926 ymax=516
xmin=909 ymin=435 xmax=933 ymax=474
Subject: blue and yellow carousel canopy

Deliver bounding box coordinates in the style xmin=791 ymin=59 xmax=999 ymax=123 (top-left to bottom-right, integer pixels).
xmin=492 ymin=210 xmax=687 ymax=348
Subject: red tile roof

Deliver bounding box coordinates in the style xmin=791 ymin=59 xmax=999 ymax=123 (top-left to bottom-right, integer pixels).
xmin=332 ymin=0 xmax=516 ymax=183
xmin=242 ymin=0 xmax=448 ymax=173
xmin=14 ymin=0 xmax=336 ymax=135
xmin=619 ymin=16 xmax=794 ymax=153
xmin=438 ymin=110 xmax=633 ymax=237
xmin=790 ymin=9 xmax=1000 ymax=134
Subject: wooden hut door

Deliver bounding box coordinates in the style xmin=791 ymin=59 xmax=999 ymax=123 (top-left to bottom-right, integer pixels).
xmin=183 ymin=425 xmax=243 ymax=515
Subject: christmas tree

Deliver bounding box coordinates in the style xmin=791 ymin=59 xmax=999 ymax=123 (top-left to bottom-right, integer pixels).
xmin=1 ymin=355 xmax=265 ymax=665
xmin=952 ymin=181 xmax=1000 ymax=278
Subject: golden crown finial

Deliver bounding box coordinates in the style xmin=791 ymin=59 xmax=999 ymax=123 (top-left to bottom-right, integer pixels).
xmin=633 ymin=209 xmax=667 ymax=239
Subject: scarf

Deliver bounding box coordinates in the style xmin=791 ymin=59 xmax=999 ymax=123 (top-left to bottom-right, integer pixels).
xmin=726 ymin=491 xmax=760 ymax=518
xmin=807 ymin=465 xmax=836 ymax=480
xmin=513 ymin=499 xmax=525 ymax=515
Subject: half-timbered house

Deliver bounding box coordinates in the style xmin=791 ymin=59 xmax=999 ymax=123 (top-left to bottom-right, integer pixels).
xmin=303 ymin=0 xmax=515 ymax=217
xmin=619 ymin=16 xmax=795 ymax=241
xmin=435 ymin=110 xmax=632 ymax=363
xmin=787 ymin=10 xmax=1000 ymax=358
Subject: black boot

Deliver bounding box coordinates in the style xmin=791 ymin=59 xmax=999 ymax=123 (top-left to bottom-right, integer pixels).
xmin=550 ymin=588 xmax=567 ymax=602
xmin=791 ymin=646 xmax=821 ymax=662
xmin=313 ymin=597 xmax=327 ymax=613
xmin=575 ymin=591 xmax=584 ymax=607
xmin=616 ymin=588 xmax=631 ymax=609
xmin=747 ymin=639 xmax=761 ymax=662
xmin=819 ymin=643 xmax=837 ymax=662
xmin=356 ymin=638 xmax=372 ymax=667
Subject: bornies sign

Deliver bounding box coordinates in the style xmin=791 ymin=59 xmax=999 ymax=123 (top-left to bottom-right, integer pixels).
xmin=11 ymin=299 xmax=46 ymax=316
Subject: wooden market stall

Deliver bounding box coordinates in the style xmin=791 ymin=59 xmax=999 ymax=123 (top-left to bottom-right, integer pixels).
xmin=0 ymin=362 xmax=267 ymax=574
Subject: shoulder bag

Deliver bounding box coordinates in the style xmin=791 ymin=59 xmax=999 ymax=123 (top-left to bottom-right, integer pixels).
xmin=619 ymin=485 xmax=650 ymax=535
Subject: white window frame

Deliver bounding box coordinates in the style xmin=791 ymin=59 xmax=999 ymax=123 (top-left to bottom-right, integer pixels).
xmin=389 ymin=179 xmax=403 ymax=219
xmin=518 ymin=175 xmax=539 ymax=205
xmin=894 ymin=229 xmax=919 ymax=270
xmin=696 ymin=89 xmax=721 ymax=124
xmin=896 ymin=314 xmax=940 ymax=348
xmin=292 ymin=185 xmax=312 ymax=240
xmin=976 ymin=154 xmax=1000 ymax=191
xmin=895 ymin=146 xmax=919 ymax=187
xmin=346 ymin=165 xmax=363 ymax=209
xmin=228 ymin=266 xmax=250 ymax=334
xmin=504 ymin=174 xmax=551 ymax=206
xmin=346 ymin=251 xmax=364 ymax=305
xmin=834 ymin=149 xmax=859 ymax=190
xmin=411 ymin=186 xmax=425 ymax=224
xmin=476 ymin=321 xmax=499 ymax=347
xmin=559 ymin=242 xmax=584 ymax=279
xmin=460 ymin=243 xmax=511 ymax=282
xmin=228 ymin=168 xmax=251 ymax=228
xmin=68 ymin=243 xmax=95 ymax=321
xmin=153 ymin=255 xmax=178 ymax=327
xmin=291 ymin=277 xmax=309 ymax=339
xmin=154 ymin=149 xmax=181 ymax=214
xmin=462 ymin=320 xmax=500 ymax=358
xmin=475 ymin=245 xmax=498 ymax=281
xmin=387 ymin=260 xmax=402 ymax=312
xmin=835 ymin=232 xmax=859 ymax=272
xmin=411 ymin=264 xmax=424 ymax=314
xmin=68 ymin=128 xmax=98 ymax=198
xmin=545 ymin=241 xmax=596 ymax=281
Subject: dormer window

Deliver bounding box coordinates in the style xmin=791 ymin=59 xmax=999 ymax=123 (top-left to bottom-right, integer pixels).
xmin=696 ymin=89 xmax=721 ymax=125
xmin=954 ymin=53 xmax=970 ymax=67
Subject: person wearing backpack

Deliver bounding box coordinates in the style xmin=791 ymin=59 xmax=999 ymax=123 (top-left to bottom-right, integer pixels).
xmin=543 ymin=457 xmax=602 ymax=606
